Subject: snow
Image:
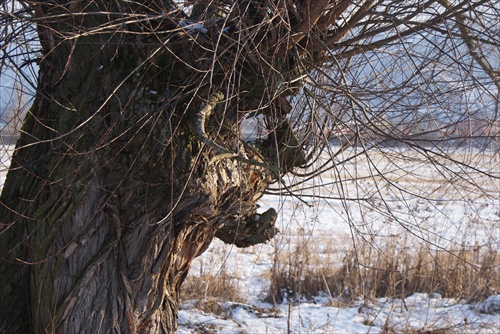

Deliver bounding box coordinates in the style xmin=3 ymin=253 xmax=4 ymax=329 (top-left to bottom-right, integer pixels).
xmin=178 ymin=295 xmax=500 ymax=333
xmin=179 ymin=20 xmax=208 ymax=34
xmin=479 ymin=295 xmax=500 ymax=315
xmin=178 ymin=300 xmax=370 ymax=334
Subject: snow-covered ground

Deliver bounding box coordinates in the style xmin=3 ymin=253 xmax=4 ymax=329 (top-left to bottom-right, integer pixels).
xmin=179 ymin=145 xmax=500 ymax=333
xmin=178 ymin=294 xmax=500 ymax=333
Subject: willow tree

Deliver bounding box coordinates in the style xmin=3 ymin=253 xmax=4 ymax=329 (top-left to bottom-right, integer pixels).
xmin=1 ymin=0 xmax=498 ymax=332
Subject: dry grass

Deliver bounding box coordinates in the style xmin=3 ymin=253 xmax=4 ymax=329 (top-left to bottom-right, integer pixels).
xmin=265 ymin=235 xmax=500 ymax=304
xmin=180 ymin=248 xmax=244 ymax=315
xmin=181 ymin=270 xmax=244 ymax=316
xmin=181 ymin=271 xmax=243 ymax=304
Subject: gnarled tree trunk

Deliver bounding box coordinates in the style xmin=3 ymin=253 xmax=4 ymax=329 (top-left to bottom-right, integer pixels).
xmin=0 ymin=1 xmax=298 ymax=332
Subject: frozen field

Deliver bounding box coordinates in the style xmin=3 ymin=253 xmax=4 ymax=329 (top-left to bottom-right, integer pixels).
xmin=179 ymin=145 xmax=500 ymax=333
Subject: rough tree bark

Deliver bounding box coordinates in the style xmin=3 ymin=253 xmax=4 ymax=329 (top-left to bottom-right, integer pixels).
xmin=0 ymin=1 xmax=301 ymax=332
